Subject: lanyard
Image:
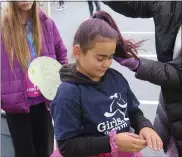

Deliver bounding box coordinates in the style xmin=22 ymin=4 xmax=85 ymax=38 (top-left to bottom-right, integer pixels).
xmin=26 ymin=20 xmax=37 ymax=63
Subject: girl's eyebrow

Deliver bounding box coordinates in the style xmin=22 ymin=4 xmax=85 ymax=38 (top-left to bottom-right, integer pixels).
xmin=96 ymin=53 xmax=115 ymax=57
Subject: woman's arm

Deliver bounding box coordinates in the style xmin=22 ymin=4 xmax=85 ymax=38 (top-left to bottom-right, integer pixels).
xmin=102 ymin=1 xmax=157 ymax=18
xmin=136 ymin=56 xmax=182 ymax=88
xmin=114 ymin=54 xmax=182 ymax=89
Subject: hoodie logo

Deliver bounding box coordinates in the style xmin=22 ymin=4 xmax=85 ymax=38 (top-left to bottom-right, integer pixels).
xmin=97 ymin=93 xmax=129 ymax=135
xmin=104 ymin=93 xmax=129 ymax=121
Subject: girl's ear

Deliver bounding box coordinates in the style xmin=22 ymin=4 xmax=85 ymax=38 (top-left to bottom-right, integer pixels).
xmin=73 ymin=45 xmax=82 ymax=60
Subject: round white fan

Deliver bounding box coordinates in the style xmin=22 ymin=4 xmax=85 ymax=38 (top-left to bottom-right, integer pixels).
xmin=28 ymin=56 xmax=62 ymax=100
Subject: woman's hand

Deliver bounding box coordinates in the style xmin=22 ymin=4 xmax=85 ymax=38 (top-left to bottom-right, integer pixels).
xmin=114 ymin=56 xmax=140 ymax=71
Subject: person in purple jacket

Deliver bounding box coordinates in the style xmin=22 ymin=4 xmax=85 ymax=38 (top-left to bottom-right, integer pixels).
xmin=1 ymin=2 xmax=68 ymax=157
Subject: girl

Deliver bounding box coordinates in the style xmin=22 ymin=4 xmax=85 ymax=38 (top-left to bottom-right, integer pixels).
xmin=51 ymin=11 xmax=162 ymax=157
xmin=1 ymin=1 xmax=68 ymax=157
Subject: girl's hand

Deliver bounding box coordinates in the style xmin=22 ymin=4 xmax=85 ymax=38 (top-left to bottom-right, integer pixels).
xmin=139 ymin=127 xmax=163 ymax=151
xmin=115 ymin=132 xmax=147 ymax=152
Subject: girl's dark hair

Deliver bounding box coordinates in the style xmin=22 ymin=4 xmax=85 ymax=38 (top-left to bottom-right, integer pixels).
xmin=74 ymin=10 xmax=142 ymax=58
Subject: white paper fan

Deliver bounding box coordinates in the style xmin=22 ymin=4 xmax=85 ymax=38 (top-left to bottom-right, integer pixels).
xmin=28 ymin=56 xmax=62 ymax=100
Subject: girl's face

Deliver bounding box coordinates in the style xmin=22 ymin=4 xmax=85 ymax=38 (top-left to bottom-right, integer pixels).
xmin=15 ymin=1 xmax=34 ymax=11
xmin=74 ymin=39 xmax=116 ymax=81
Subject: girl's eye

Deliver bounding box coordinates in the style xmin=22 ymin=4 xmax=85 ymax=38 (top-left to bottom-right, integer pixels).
xmin=97 ymin=58 xmax=104 ymax=61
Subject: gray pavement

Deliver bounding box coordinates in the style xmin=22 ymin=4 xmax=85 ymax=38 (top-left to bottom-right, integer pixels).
xmin=51 ymin=2 xmax=165 ymax=156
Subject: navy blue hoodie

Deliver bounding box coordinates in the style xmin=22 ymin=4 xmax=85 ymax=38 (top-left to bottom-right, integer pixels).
xmin=51 ymin=64 xmax=153 ymax=157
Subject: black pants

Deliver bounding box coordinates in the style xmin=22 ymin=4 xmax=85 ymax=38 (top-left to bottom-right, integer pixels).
xmin=6 ymin=103 xmax=54 ymax=157
xmin=88 ymin=1 xmax=101 ymax=16
xmin=59 ymin=1 xmax=64 ymax=6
